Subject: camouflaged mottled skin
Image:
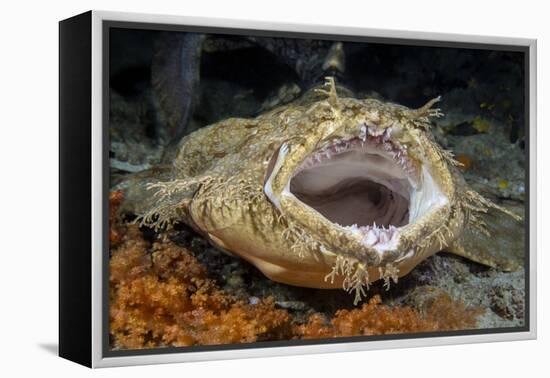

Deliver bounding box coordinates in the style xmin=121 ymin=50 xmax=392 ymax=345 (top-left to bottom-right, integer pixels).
xmin=140 ymin=78 xmax=522 ymax=303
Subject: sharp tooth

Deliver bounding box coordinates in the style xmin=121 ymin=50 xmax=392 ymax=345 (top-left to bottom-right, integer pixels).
xmin=384 ymin=128 xmax=392 ymax=141
xmin=365 ymin=230 xmax=378 ymax=245
xmin=359 ymin=125 xmax=367 ymax=141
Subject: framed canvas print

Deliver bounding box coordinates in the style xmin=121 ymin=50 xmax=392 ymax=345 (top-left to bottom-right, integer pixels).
xmin=59 ymin=10 xmax=537 ymax=368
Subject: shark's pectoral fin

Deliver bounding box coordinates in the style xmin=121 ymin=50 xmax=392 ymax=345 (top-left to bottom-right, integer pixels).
xmin=445 ymin=205 xmax=525 ymax=271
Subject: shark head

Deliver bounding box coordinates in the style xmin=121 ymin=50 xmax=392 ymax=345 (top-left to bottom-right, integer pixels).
xmin=261 ymin=79 xmax=459 ymax=287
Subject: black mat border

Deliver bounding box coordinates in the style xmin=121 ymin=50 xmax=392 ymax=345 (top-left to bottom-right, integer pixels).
xmin=59 ymin=11 xmax=93 ymax=367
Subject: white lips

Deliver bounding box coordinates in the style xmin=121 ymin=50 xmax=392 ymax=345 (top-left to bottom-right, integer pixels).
xmin=408 ymin=165 xmax=448 ymax=223
xmin=264 ymin=143 xmax=290 ymax=211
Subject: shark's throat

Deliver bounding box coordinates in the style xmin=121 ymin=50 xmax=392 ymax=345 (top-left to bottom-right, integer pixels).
xmin=290 ymin=148 xmax=410 ymax=229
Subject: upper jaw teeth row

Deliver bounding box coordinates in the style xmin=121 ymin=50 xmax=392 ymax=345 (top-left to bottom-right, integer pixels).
xmin=297 ymin=125 xmax=410 ymax=173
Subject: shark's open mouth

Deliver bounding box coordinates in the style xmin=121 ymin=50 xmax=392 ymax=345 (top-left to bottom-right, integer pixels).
xmin=264 ymin=124 xmax=448 ymax=252
xmin=287 ymin=126 xmax=426 ymax=250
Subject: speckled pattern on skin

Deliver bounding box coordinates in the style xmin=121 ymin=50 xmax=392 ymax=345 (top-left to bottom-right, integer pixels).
xmin=136 ymin=77 xmax=523 ymax=304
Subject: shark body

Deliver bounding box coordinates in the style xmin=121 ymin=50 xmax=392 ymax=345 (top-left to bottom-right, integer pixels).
xmin=138 ymin=78 xmax=522 ymax=304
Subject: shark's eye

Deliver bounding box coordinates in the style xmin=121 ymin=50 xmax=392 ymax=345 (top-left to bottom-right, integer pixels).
xmin=289 ymin=141 xmax=411 ymax=229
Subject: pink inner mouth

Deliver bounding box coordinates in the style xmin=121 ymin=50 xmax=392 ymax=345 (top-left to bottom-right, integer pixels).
xmin=289 ymin=128 xmax=416 ymax=248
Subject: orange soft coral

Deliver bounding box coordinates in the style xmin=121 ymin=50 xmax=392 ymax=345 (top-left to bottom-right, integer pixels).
xmin=297 ymin=294 xmax=480 ymax=339
xmin=109 ymin=226 xmax=292 ymax=349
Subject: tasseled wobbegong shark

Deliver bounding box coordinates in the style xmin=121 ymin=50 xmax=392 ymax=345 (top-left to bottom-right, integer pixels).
xmin=128 ymin=77 xmax=523 ymax=304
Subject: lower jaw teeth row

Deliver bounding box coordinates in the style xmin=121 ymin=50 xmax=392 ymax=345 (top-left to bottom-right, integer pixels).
xmin=342 ymin=223 xmax=398 ymax=246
